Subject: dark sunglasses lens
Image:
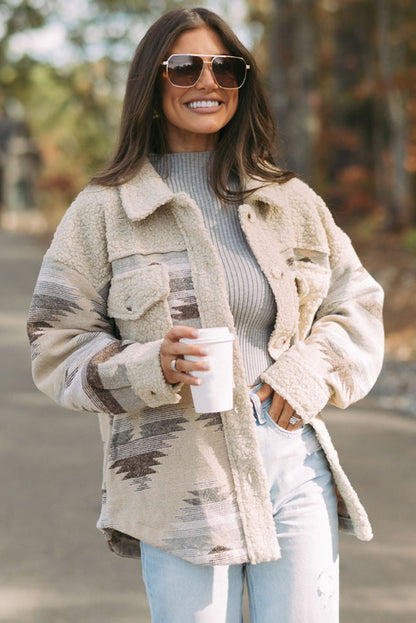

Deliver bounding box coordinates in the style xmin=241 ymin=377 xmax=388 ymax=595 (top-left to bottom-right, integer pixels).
xmin=167 ymin=55 xmax=203 ymax=86
xmin=212 ymin=57 xmax=246 ymax=88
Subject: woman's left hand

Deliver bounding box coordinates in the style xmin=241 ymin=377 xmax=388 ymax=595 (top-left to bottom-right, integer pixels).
xmin=255 ymin=383 xmax=303 ymax=431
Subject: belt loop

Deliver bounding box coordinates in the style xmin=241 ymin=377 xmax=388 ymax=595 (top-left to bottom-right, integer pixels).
xmin=249 ymin=385 xmax=267 ymax=424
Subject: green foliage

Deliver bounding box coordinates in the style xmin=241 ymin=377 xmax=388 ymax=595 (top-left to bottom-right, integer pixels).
xmin=0 ymin=0 xmax=195 ymax=216
xmin=1 ymin=0 xmax=415 ymax=229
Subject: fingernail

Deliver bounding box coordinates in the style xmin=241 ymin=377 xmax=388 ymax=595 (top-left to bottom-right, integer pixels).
xmin=201 ymin=361 xmax=210 ymax=370
xmin=200 ymin=347 xmax=208 ymax=355
xmin=191 ymin=330 xmax=199 ymax=337
xmin=194 ymin=378 xmax=202 ymax=385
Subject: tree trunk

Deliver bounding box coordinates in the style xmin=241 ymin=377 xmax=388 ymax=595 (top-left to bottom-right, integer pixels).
xmin=269 ymin=0 xmax=318 ymax=182
xmin=376 ymin=0 xmax=411 ymax=228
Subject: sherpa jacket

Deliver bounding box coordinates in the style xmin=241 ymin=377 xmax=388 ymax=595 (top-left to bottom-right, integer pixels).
xmin=28 ymin=160 xmax=384 ymax=565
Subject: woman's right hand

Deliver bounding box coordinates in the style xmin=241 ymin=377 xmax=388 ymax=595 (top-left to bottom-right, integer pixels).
xmin=160 ymin=326 xmax=209 ymax=386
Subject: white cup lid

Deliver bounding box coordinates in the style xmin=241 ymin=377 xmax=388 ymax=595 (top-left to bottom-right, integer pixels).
xmin=180 ymin=327 xmax=234 ymax=345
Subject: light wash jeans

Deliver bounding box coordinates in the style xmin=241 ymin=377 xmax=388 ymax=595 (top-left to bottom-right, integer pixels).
xmin=140 ymin=385 xmax=339 ymax=622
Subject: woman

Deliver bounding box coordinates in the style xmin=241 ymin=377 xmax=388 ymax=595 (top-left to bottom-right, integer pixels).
xmin=28 ymin=7 xmax=384 ymax=623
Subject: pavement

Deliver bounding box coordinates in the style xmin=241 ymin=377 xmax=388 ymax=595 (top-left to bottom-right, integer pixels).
xmin=0 ymin=229 xmax=415 ymax=623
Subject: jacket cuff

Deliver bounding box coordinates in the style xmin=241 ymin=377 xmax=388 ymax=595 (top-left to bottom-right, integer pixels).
xmin=260 ymin=349 xmax=332 ymax=423
xmin=125 ymin=340 xmax=182 ymax=408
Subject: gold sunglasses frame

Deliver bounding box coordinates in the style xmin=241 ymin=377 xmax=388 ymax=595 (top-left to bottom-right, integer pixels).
xmin=161 ymin=54 xmax=250 ymax=90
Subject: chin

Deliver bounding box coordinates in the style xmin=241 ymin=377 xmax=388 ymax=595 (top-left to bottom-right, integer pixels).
xmin=191 ymin=121 xmax=225 ymax=134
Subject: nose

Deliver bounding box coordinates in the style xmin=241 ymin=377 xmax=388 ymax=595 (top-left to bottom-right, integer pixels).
xmin=196 ymin=61 xmax=218 ymax=89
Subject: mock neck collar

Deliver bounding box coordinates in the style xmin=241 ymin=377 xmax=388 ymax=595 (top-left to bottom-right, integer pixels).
xmin=118 ymin=157 xmax=288 ymax=222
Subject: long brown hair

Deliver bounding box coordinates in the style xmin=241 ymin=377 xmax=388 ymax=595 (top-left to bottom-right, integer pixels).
xmin=90 ymin=7 xmax=296 ymax=201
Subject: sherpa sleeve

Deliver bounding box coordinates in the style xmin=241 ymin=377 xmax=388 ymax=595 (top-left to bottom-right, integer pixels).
xmin=261 ymin=192 xmax=384 ymax=424
xmin=27 ymin=190 xmax=181 ymax=415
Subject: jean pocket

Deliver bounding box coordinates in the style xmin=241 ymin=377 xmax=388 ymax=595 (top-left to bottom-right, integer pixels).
xmin=264 ymin=409 xmax=305 ymax=437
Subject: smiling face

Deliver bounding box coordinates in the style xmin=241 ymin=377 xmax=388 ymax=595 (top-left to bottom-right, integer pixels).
xmin=161 ymin=26 xmax=239 ymax=153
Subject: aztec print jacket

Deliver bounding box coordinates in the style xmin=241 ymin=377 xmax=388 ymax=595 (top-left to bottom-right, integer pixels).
xmin=28 ymin=160 xmax=384 ymax=565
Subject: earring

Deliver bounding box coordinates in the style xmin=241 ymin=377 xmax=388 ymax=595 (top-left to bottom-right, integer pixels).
xmin=152 ymin=109 xmax=160 ymax=119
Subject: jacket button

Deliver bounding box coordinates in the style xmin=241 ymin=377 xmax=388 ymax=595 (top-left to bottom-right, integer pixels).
xmin=271 ymin=268 xmax=284 ymax=279
xmin=274 ymin=336 xmax=287 ymax=348
xmin=125 ymin=297 xmax=133 ymax=312
xmin=247 ymin=211 xmax=256 ymax=223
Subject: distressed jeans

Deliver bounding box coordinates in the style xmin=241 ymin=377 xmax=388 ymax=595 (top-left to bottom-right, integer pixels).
xmin=140 ymin=385 xmax=339 ymax=622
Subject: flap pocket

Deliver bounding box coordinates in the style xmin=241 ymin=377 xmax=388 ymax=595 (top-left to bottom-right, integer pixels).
xmin=295 ymin=262 xmax=331 ymax=300
xmin=292 ymin=249 xmax=331 ymax=301
xmin=108 ymin=264 xmax=170 ymax=320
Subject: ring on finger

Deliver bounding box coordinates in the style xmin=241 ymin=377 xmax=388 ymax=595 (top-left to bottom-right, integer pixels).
xmin=170 ymin=359 xmax=180 ymax=372
xmin=289 ymin=415 xmax=302 ymax=425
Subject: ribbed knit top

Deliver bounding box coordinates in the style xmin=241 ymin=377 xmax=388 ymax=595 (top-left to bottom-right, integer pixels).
xmin=149 ymin=151 xmax=276 ymax=384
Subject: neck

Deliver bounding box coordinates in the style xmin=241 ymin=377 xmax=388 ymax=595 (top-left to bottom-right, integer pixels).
xmin=166 ymin=128 xmax=218 ymax=153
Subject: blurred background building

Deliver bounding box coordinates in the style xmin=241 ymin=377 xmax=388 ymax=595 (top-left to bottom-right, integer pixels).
xmin=0 ymin=119 xmax=41 ymax=230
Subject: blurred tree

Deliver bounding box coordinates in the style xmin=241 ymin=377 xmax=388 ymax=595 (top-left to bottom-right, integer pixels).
xmin=1 ymin=0 xmax=415 ymax=228
xmin=266 ymin=0 xmax=416 ymax=229
xmin=268 ymin=0 xmax=318 ymax=184
xmin=0 ymin=0 xmax=194 ymax=220
xmin=375 ymin=0 xmax=413 ymax=229
xmin=0 ymin=0 xmax=49 ymax=114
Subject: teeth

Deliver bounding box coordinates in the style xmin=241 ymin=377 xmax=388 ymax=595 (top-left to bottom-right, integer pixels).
xmin=187 ymin=100 xmax=220 ymax=109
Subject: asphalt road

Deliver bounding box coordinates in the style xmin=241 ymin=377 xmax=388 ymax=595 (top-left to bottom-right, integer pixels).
xmin=0 ymin=229 xmax=415 ymax=623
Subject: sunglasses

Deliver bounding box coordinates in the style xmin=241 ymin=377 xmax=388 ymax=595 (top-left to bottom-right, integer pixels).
xmin=161 ymin=54 xmax=250 ymax=90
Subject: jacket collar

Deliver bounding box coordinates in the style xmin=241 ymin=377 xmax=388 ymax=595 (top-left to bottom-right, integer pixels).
xmin=118 ymin=159 xmax=176 ymax=221
xmin=119 ymin=158 xmax=289 ymax=221
xmin=244 ymin=176 xmax=289 ymax=212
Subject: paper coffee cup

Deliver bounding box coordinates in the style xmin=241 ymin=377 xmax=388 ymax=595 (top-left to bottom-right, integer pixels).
xmin=180 ymin=327 xmax=235 ymax=413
